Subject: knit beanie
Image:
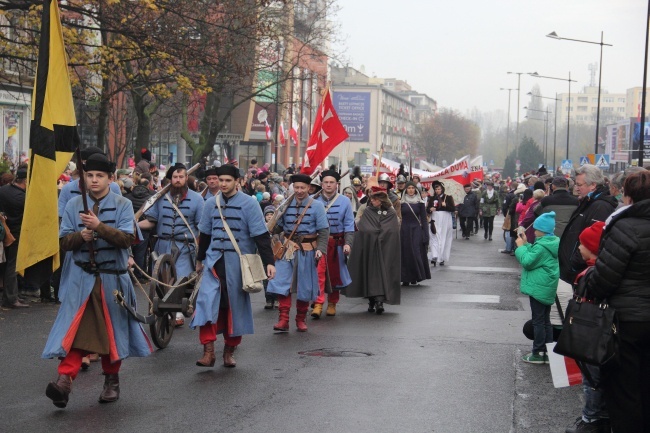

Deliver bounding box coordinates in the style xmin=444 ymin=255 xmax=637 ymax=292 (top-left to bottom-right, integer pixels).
xmin=533 ymin=211 xmax=556 ymax=235
xmin=579 ymin=221 xmax=606 ymax=255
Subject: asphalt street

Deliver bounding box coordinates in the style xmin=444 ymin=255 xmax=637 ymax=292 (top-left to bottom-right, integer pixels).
xmin=0 ymin=215 xmax=582 ymax=433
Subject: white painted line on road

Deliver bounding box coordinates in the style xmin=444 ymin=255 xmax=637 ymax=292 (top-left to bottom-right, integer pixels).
xmin=437 ymin=294 xmax=501 ymax=303
xmin=445 ymin=266 xmax=521 ymax=274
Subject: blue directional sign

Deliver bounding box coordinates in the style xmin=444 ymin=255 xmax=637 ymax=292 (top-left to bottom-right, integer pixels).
xmin=595 ymin=154 xmax=610 ymax=169
xmin=579 ymin=156 xmax=590 ymax=166
xmin=561 ymin=160 xmax=573 ymax=170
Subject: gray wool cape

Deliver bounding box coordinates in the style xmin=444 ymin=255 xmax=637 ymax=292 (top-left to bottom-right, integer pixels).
xmin=344 ymin=204 xmax=401 ymax=304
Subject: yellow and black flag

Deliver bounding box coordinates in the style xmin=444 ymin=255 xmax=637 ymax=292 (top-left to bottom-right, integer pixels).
xmin=16 ymin=0 xmax=78 ymax=285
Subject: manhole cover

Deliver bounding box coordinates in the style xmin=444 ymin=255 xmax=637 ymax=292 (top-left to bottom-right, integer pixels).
xmin=298 ymin=348 xmax=372 ymax=357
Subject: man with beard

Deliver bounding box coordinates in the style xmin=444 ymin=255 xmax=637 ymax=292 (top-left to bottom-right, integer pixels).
xmin=311 ymin=169 xmax=354 ymax=318
xmin=191 ymin=164 xmax=275 ymax=368
xmin=203 ymin=167 xmax=219 ymax=200
xmin=138 ymin=163 xmax=204 ymax=326
xmin=266 ymin=174 xmax=329 ymax=332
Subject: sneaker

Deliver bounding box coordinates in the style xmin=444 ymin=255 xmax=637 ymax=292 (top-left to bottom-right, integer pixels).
xmin=264 ymin=301 xmax=274 ymax=310
xmin=565 ymin=417 xmax=610 ymax=433
xmin=544 ymin=353 xmax=549 ymax=364
xmin=521 ymin=352 xmax=545 ymax=364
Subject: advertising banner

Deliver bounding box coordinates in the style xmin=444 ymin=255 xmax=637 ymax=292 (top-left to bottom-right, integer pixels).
xmin=333 ymin=92 xmax=370 ymax=142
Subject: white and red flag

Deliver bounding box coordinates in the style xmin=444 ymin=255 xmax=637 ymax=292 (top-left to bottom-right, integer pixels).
xmin=289 ymin=119 xmax=299 ymax=146
xmin=301 ymin=88 xmax=349 ymax=175
xmin=279 ymin=123 xmax=286 ymax=145
xmin=264 ymin=120 xmax=272 ymax=140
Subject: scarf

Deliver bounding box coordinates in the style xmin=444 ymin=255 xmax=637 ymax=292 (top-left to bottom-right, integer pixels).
xmin=486 ymin=189 xmax=494 ymax=199
xmin=402 ymin=191 xmax=423 ymax=204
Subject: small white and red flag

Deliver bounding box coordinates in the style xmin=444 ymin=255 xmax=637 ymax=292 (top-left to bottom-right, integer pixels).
xmin=301 ymin=87 xmax=349 ymax=175
xmin=279 ymin=123 xmax=286 ymax=145
xmin=546 ymin=343 xmax=583 ymax=388
xmin=289 ymin=119 xmax=299 ymax=146
xmin=265 ymin=120 xmax=272 ymax=140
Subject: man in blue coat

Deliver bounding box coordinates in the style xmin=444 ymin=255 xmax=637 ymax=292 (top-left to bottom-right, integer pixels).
xmin=191 ymin=164 xmax=275 ymax=368
xmin=267 ymin=174 xmax=329 ymax=332
xmin=202 ymin=166 xmax=219 ymax=201
xmin=43 ymin=153 xmax=152 ymax=408
xmin=138 ymin=163 xmax=204 ymax=325
xmin=311 ymin=169 xmax=354 ymax=318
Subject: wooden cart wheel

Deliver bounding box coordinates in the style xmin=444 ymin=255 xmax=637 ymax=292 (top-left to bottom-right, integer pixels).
xmin=149 ymin=254 xmax=177 ymax=349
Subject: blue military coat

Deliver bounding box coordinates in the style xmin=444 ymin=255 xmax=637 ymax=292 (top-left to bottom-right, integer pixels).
xmin=190 ymin=192 xmax=268 ymax=336
xmin=145 ymin=189 xmax=204 ymax=278
xmin=316 ymin=193 xmax=355 ymax=288
xmin=266 ymin=196 xmax=329 ymax=301
xmin=43 ymin=193 xmax=152 ymax=362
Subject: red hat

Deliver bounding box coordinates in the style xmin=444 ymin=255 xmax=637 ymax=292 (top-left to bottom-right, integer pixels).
xmin=579 ymin=221 xmax=606 ymax=255
xmin=370 ymin=185 xmax=387 ymax=195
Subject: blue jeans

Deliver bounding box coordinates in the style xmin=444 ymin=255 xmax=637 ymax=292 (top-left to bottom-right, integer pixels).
xmin=529 ymin=297 xmax=552 ymax=353
xmin=582 ymin=364 xmax=608 ymax=421
xmin=505 ymin=231 xmax=513 ymax=252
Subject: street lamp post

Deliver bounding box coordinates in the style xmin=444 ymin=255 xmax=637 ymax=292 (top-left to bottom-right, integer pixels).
xmin=639 ymin=1 xmax=650 ymax=167
xmin=529 ymin=72 xmax=576 ymax=162
xmin=547 ymin=31 xmax=612 ymax=154
xmin=528 ymin=92 xmax=559 ymax=171
xmin=524 ymin=107 xmax=549 ymax=167
xmin=500 ymin=88 xmax=515 ymax=158
xmin=507 ymin=72 xmax=533 ymax=158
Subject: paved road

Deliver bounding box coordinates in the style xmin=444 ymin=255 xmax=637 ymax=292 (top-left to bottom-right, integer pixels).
xmin=0 ymin=216 xmax=581 ymax=433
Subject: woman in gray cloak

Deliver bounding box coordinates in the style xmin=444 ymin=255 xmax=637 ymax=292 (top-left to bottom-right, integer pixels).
xmin=344 ymin=185 xmax=401 ymax=314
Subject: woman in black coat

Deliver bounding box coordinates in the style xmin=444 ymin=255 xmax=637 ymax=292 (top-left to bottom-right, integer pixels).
xmin=400 ymin=182 xmax=430 ymax=286
xmin=584 ymin=171 xmax=650 ymax=433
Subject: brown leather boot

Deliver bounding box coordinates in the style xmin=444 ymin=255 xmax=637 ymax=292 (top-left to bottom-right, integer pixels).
xmin=98 ymin=373 xmax=120 ymax=403
xmin=45 ymin=374 xmax=72 ymax=408
xmin=273 ymin=307 xmax=290 ymax=332
xmin=311 ymin=303 xmax=323 ymax=319
xmin=223 ymin=345 xmax=237 ymax=368
xmin=196 ymin=341 xmax=216 ymax=367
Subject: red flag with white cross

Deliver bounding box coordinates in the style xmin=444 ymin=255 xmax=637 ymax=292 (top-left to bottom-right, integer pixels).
xmin=301 ymin=88 xmax=349 ymax=175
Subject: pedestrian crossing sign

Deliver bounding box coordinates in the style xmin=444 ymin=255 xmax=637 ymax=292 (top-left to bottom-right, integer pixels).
xmin=579 ymin=156 xmax=590 ymax=166
xmin=595 ymin=154 xmax=610 ymax=169
xmin=561 ymin=160 xmax=572 ymax=170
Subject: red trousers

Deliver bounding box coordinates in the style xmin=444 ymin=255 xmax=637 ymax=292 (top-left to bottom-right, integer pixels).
xmin=58 ymin=348 xmax=121 ymax=379
xmin=199 ymin=308 xmax=242 ymax=347
xmin=316 ymin=257 xmax=340 ymax=305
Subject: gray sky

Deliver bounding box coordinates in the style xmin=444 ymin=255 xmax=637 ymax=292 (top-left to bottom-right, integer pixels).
xmin=334 ymin=0 xmax=647 ymax=115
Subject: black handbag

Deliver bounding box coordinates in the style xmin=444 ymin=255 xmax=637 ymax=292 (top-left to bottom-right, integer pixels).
xmin=429 ymin=219 xmax=437 ymax=235
xmin=554 ymin=291 xmax=618 ymax=367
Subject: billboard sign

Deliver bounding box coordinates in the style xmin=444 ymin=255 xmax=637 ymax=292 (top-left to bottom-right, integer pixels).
xmin=333 ymin=91 xmax=370 ymax=142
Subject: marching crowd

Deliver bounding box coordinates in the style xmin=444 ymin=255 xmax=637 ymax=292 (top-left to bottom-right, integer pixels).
xmin=1 ymin=147 xmax=650 ymax=433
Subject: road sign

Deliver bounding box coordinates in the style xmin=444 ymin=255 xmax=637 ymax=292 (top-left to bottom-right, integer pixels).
xmin=489 ymin=159 xmax=494 ymax=166
xmin=595 ymin=154 xmax=610 ymax=169
xmin=561 ymin=160 xmax=573 ymax=170
xmin=579 ymin=156 xmax=590 ymax=166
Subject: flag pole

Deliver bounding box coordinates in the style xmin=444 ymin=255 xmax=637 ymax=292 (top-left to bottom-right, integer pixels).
xmin=375 ymin=142 xmax=385 ymax=177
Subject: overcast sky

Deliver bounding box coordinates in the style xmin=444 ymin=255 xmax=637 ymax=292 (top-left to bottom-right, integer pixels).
xmin=334 ymin=0 xmax=647 ymax=116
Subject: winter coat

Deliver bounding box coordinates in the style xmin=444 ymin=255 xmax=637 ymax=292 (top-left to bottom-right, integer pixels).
xmin=124 ymin=184 xmax=153 ymax=218
xmin=0 ymin=183 xmax=25 ymax=241
xmin=480 ymin=190 xmax=500 ymax=218
xmin=558 ymin=185 xmax=617 ymax=284
xmin=586 ymin=199 xmax=650 ymax=322
xmin=534 ymin=188 xmax=579 ymax=237
xmin=458 ymin=191 xmax=479 ymax=218
xmin=515 ymin=235 xmax=560 ymax=305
